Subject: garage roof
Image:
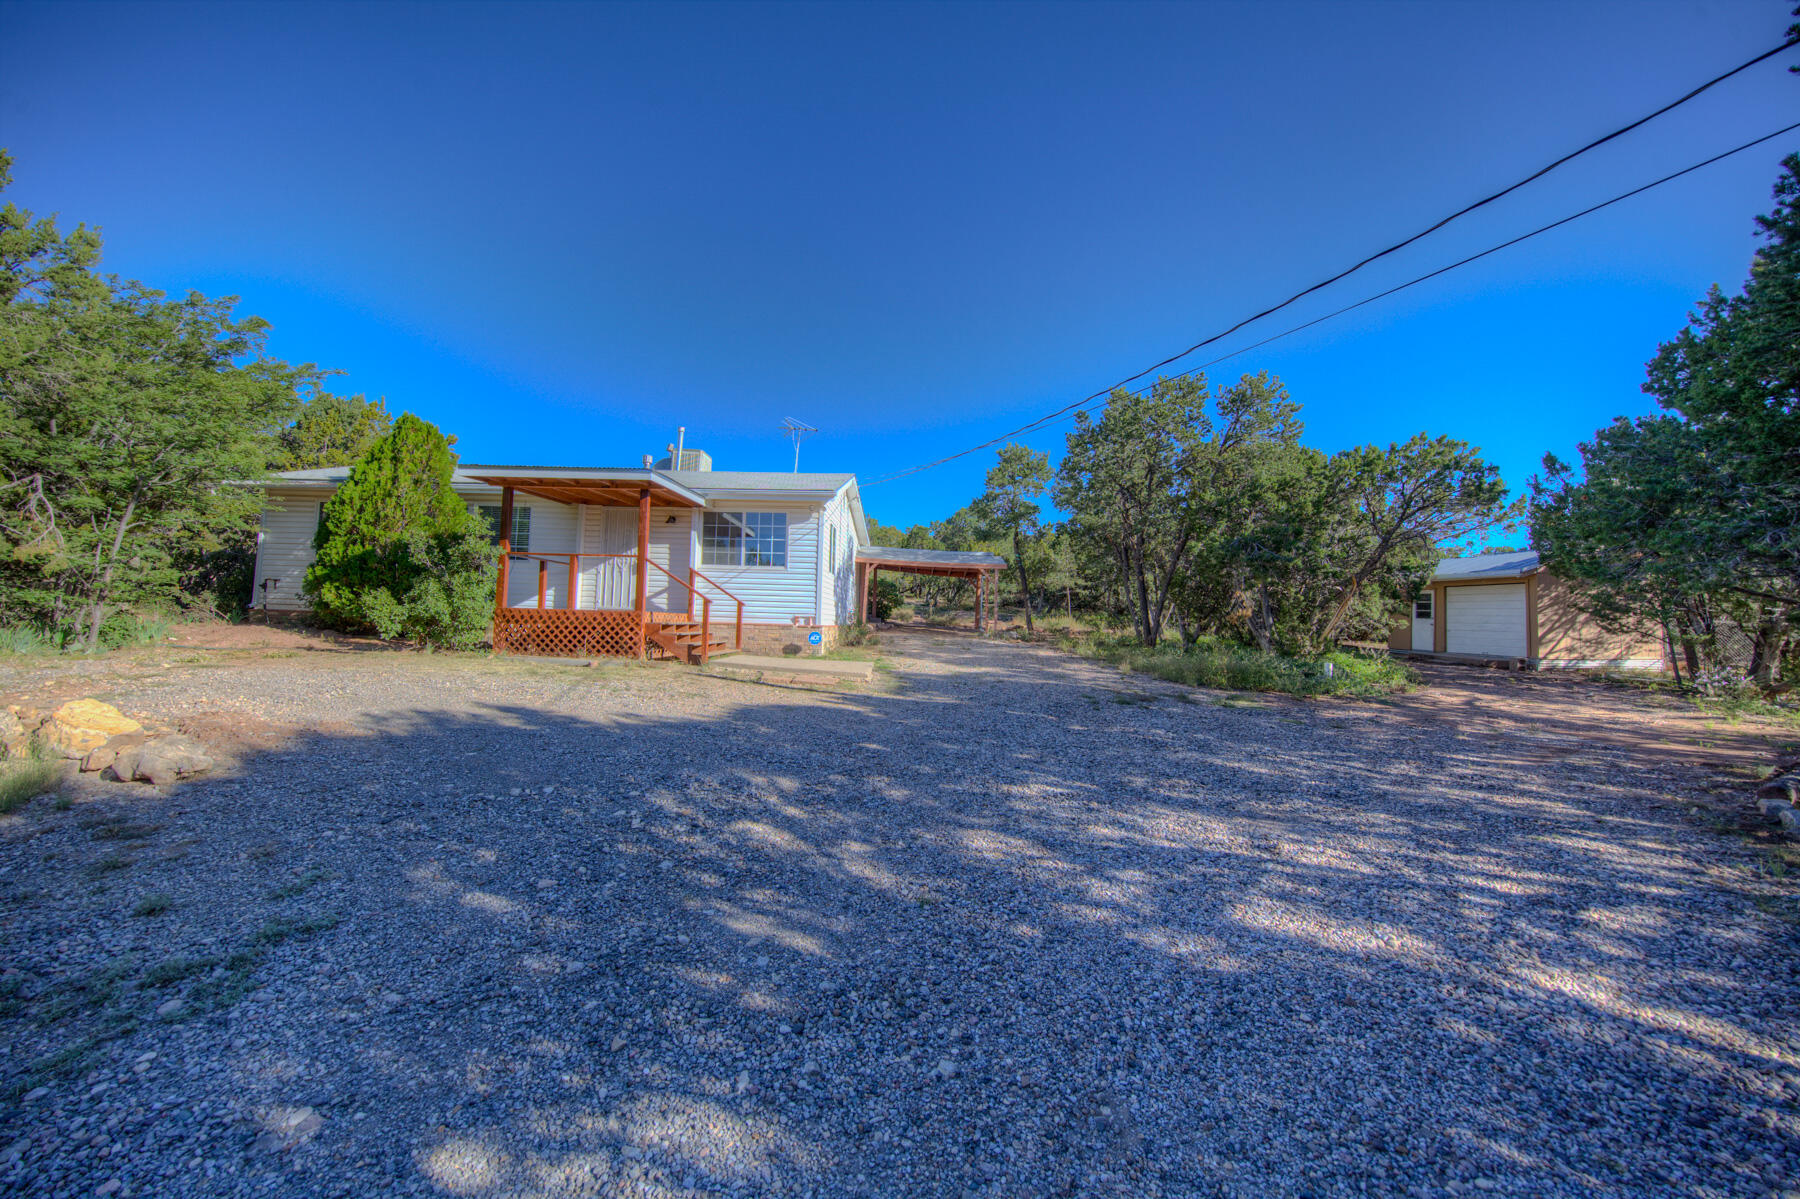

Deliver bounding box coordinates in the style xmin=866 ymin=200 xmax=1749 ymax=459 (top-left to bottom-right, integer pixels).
xmin=1432 ymin=550 xmax=1541 ymax=582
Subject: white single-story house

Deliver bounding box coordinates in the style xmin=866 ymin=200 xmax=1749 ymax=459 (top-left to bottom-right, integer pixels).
xmin=251 ymin=448 xmax=1005 ymax=661
xmin=1387 ymin=550 xmax=1667 ymax=671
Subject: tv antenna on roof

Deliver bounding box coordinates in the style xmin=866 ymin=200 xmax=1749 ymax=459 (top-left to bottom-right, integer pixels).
xmin=779 ymin=417 xmax=817 ymax=473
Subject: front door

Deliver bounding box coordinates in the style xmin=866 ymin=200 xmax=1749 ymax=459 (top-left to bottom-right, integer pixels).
xmin=1412 ymin=592 xmax=1435 ymax=652
xmin=591 ymin=508 xmax=637 ymax=609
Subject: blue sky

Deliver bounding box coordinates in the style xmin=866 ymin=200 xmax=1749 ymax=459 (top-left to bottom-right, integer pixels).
xmin=2 ymin=1 xmax=1795 ymax=529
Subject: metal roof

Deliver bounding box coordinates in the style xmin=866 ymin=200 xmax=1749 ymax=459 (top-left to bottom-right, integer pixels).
xmin=857 ymin=546 xmax=1007 ymax=570
xmin=1431 ymin=550 xmax=1541 ymax=582
xmin=269 ymin=466 xmax=501 ymax=486
xmin=662 ymin=470 xmax=855 ymax=495
xmin=458 ymin=465 xmax=705 ymax=508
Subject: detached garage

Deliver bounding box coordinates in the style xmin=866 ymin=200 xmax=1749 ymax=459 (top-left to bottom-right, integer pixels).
xmin=1388 ymin=551 xmax=1666 ymax=671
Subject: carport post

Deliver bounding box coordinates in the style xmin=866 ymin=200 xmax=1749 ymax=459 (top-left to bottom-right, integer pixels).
xmin=976 ymin=570 xmax=985 ymax=634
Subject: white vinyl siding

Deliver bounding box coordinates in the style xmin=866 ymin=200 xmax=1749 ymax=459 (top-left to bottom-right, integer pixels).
xmin=250 ymin=492 xmax=324 ymax=611
xmin=253 ymin=483 xmax=516 ymax=613
xmin=818 ymin=488 xmax=857 ymax=626
xmin=497 ymin=501 xmax=580 ymax=609
xmin=251 ymin=482 xmax=832 ymax=626
xmin=690 ymin=501 xmax=821 ymax=625
xmin=1445 ymin=584 xmax=1528 ymax=657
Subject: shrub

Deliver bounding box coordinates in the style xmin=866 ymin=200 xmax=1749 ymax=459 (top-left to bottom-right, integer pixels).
xmin=0 ymin=738 xmax=62 ymax=814
xmin=131 ymin=893 xmax=173 ymax=917
xmin=357 ymin=527 xmax=498 ymax=651
xmin=304 ymin=414 xmax=494 ymax=647
xmin=0 ymin=625 xmax=59 ymax=655
xmin=96 ymin=612 xmax=171 ymax=650
xmin=1078 ymin=635 xmax=1414 ymax=698
xmin=871 ymin=578 xmax=902 ymax=621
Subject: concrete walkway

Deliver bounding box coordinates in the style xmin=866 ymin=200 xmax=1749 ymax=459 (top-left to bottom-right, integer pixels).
xmin=703 ymin=653 xmax=876 ymax=680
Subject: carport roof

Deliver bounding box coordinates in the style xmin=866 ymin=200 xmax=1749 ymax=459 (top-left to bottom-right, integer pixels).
xmin=856 ymin=546 xmax=1008 ymax=576
xmin=1431 ymin=550 xmax=1541 ymax=582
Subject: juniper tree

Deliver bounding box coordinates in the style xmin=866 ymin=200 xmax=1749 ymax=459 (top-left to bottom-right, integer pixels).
xmin=304 ymin=412 xmax=496 ymax=645
xmin=0 ymin=151 xmax=313 ymax=645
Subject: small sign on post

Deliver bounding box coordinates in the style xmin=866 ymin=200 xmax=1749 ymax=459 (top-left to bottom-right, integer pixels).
xmin=807 ymin=630 xmax=822 ymax=646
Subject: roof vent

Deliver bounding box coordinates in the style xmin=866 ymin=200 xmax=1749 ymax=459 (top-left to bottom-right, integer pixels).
xmin=655 ymin=449 xmax=711 ymax=472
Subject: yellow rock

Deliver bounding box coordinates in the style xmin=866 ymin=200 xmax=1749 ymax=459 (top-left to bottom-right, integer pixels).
xmin=40 ymin=721 xmax=110 ymax=758
xmin=50 ymin=700 xmax=141 ymax=737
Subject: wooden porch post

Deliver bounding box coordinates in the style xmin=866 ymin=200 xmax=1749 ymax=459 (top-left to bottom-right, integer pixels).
xmin=635 ymin=487 xmax=651 ymax=657
xmin=572 ymin=502 xmax=585 ymax=611
xmin=495 ymin=485 xmax=513 ymax=606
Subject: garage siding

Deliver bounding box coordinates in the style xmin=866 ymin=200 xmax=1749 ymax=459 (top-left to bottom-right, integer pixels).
xmin=1445 ymin=584 xmax=1528 ymax=657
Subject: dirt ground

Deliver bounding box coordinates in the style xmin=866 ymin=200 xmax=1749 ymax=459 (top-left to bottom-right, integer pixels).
xmin=1 ymin=628 xmax=1796 ymax=1199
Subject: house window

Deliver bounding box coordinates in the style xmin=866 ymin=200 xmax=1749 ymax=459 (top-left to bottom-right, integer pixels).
xmin=1413 ymin=593 xmax=1433 ymax=620
xmin=477 ymin=504 xmax=531 ymax=552
xmin=702 ymin=511 xmax=786 ymax=567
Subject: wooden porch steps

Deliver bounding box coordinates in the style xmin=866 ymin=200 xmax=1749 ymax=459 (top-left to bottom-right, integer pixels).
xmin=645 ymin=620 xmax=735 ymax=666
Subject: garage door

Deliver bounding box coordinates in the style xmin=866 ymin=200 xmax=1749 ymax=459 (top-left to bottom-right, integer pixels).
xmin=1445 ymin=584 xmax=1528 ymax=657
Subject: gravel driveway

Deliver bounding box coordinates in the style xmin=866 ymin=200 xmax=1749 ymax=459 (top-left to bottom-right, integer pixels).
xmin=1 ymin=633 xmax=1797 ymax=1199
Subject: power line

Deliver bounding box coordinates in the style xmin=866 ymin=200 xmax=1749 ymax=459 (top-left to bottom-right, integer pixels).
xmin=867 ymin=37 xmax=1800 ymax=486
xmin=879 ymin=118 xmax=1800 ymax=471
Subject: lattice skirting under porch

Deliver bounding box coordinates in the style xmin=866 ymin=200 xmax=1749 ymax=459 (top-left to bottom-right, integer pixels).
xmin=492 ymin=609 xmax=642 ymax=658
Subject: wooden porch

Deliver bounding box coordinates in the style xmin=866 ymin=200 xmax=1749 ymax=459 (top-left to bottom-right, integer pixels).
xmin=463 ymin=466 xmax=744 ymax=663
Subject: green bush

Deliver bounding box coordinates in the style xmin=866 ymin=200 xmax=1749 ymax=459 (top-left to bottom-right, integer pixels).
xmin=357 ymin=526 xmax=499 ymax=651
xmin=871 ymin=578 xmax=902 ymax=621
xmin=304 ymin=413 xmax=494 ymax=647
xmin=1076 ymin=634 xmax=1414 ymax=698
xmin=96 ymin=612 xmax=171 ymax=650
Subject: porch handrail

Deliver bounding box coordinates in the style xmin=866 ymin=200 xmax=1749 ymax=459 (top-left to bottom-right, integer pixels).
xmin=686 ymin=566 xmax=745 ymax=651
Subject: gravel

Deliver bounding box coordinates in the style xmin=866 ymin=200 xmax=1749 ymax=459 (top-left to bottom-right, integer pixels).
xmin=1 ymin=634 xmax=1797 ymax=1199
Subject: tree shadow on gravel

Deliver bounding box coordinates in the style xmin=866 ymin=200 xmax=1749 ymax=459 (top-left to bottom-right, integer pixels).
xmin=4 ymin=639 xmax=1797 ymax=1199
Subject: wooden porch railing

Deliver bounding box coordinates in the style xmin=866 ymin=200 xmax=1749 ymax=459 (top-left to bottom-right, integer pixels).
xmin=495 ymin=551 xmax=745 ymax=658
xmin=687 ymin=565 xmax=745 ymax=654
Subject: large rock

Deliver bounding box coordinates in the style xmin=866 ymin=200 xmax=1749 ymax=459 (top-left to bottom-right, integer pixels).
xmin=53 ymin=699 xmax=141 ymax=737
xmin=105 ymin=734 xmax=213 ymax=787
xmin=1756 ymin=774 xmax=1800 ymax=804
xmin=0 ymin=710 xmax=25 ymax=759
xmin=40 ymin=700 xmax=142 ymax=759
xmin=80 ymin=733 xmax=150 ymax=775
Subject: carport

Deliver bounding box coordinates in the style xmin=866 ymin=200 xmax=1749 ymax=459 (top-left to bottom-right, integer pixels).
xmin=854 ymin=546 xmax=1008 ymax=631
